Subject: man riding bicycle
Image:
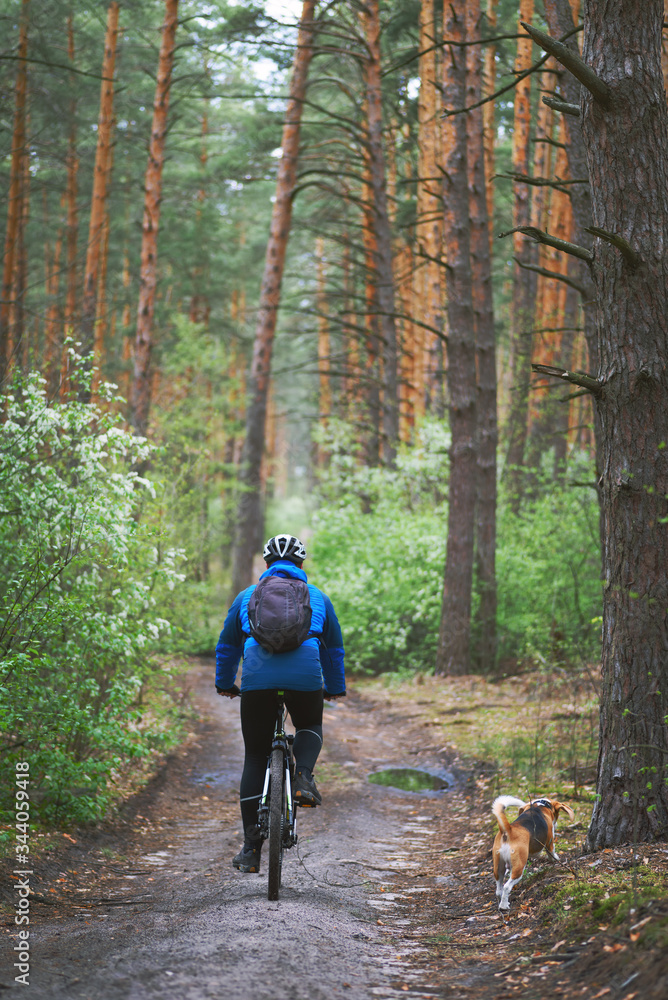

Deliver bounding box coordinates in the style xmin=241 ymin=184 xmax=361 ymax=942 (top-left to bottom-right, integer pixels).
xmin=215 ymin=533 xmax=346 ymax=873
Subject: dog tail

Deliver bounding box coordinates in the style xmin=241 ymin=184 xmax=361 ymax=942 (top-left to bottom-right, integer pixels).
xmin=492 ymin=796 xmax=526 ymax=837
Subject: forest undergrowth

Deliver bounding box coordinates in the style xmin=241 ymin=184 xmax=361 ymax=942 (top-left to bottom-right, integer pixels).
xmin=0 ymin=391 xmax=604 ymax=833
xmin=0 ymin=362 xmax=208 ymax=830
xmin=355 ymin=673 xmax=668 ymax=999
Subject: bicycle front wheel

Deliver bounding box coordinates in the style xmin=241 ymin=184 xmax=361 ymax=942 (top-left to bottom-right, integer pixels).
xmin=267 ymin=747 xmax=285 ymax=901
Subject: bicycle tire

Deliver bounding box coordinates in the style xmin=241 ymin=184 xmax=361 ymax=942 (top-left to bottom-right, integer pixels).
xmin=267 ymin=747 xmax=285 ymax=900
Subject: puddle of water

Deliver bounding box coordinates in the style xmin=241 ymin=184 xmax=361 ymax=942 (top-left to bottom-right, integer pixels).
xmin=368 ymin=768 xmax=451 ymax=793
xmin=142 ymin=852 xmax=171 ymax=865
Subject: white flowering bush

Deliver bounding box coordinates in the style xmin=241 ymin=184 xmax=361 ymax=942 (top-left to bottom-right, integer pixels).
xmin=0 ymin=369 xmax=186 ymax=823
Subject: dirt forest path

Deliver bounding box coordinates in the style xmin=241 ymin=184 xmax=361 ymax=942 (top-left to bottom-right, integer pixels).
xmin=2 ymin=661 xmax=667 ymax=999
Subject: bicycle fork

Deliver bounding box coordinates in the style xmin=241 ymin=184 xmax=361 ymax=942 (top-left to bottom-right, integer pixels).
xmin=257 ymin=737 xmax=298 ymax=848
xmin=283 ymin=740 xmax=298 ymax=848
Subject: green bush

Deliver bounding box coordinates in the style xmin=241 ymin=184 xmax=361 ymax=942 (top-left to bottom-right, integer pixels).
xmin=496 ymin=464 xmax=602 ymax=663
xmin=309 ymin=420 xmax=602 ymax=673
xmin=0 ymin=367 xmax=187 ymax=824
xmin=309 ymin=420 xmax=448 ymax=673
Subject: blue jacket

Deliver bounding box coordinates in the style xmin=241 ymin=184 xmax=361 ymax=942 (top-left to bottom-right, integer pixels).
xmin=215 ymin=560 xmax=346 ymax=694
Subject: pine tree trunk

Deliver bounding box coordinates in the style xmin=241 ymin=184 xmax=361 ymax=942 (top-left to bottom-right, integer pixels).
xmin=543 ymin=0 xmax=603 ymax=539
xmin=435 ymin=0 xmax=478 ymax=676
xmin=79 ymin=1 xmax=119 ymax=375
xmin=129 ymin=0 xmax=179 ymax=435
xmin=415 ymin=0 xmax=443 ymax=422
xmin=91 ymin=211 xmax=110 ymax=401
xmin=230 ymin=0 xmax=317 ymax=594
xmin=189 ymin=102 xmax=210 ymax=326
xmin=44 ymin=199 xmax=64 ymax=394
xmin=467 ymin=0 xmax=497 ymax=671
xmin=341 ymin=238 xmax=359 ymax=415
xmin=359 ymin=0 xmax=399 ymax=465
xmin=12 ymin=110 xmax=30 ymax=367
xmin=663 ymin=0 xmax=668 ymax=96
xmin=553 ymin=279 xmax=578 ymax=476
xmin=504 ymin=0 xmax=537 ymax=503
xmin=482 ymin=0 xmax=497 ymax=254
xmin=543 ymin=0 xmax=597 ymax=375
xmin=61 ymin=13 xmax=79 ymax=397
xmin=316 ymin=235 xmax=331 ymax=461
xmin=0 ymin=0 xmax=29 ymax=382
xmin=581 ymin=0 xmax=668 ymax=849
xmin=527 ymin=130 xmax=575 ymax=469
xmin=361 ymin=153 xmax=382 ymax=466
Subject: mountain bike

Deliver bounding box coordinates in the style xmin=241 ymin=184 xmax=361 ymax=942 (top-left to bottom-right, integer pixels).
xmin=257 ymin=693 xmax=298 ymax=900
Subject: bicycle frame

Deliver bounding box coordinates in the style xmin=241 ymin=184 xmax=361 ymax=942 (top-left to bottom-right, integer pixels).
xmin=257 ymin=695 xmax=298 ymax=851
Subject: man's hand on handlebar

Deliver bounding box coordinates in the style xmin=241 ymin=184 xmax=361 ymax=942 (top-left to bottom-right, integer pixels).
xmin=216 ymin=684 xmax=240 ymax=698
xmin=324 ymin=691 xmax=346 ymax=702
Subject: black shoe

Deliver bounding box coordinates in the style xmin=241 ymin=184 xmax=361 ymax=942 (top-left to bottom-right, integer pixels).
xmin=233 ymin=843 xmax=262 ymax=872
xmin=293 ymin=769 xmax=322 ymax=807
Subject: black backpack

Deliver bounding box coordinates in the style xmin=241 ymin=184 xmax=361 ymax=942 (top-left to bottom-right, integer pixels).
xmin=247 ymin=576 xmax=313 ymax=654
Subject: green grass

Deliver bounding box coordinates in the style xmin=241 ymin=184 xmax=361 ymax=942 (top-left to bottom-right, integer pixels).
xmin=538 ymin=865 xmax=668 ymax=937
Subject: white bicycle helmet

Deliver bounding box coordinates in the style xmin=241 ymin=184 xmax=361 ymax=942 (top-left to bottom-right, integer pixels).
xmin=263 ymin=533 xmax=307 ymax=565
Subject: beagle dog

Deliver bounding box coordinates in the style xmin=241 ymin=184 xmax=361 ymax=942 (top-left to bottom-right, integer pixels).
xmin=492 ymin=795 xmax=575 ymax=911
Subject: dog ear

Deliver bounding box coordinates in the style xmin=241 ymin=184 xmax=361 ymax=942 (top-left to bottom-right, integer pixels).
xmin=552 ymin=800 xmax=575 ymax=820
xmin=517 ymin=803 xmax=529 ymax=815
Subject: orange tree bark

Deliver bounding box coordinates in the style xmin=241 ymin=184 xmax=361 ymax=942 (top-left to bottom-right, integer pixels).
xmin=91 ymin=211 xmax=110 ymax=401
xmin=231 ymin=0 xmax=318 ymax=594
xmin=79 ymin=1 xmax=119 ymax=377
xmin=12 ymin=106 xmax=30 ymax=367
xmin=577 ymin=0 xmax=668 ymax=849
xmin=0 ymin=0 xmax=29 ymax=383
xmin=526 ymin=80 xmax=558 ymax=464
xmin=663 ymin=0 xmax=668 ymax=95
xmin=435 ymin=0 xmax=478 ymax=676
xmin=360 ymin=153 xmax=382 ymax=465
xmin=526 ymin=132 xmax=575 ymax=471
xmin=482 ymin=0 xmax=497 ymax=254
xmin=414 ymin=0 xmax=443 ymax=423
xmin=44 ymin=200 xmax=64 ymax=393
xmin=359 ymin=0 xmax=399 ymax=465
xmin=129 ymin=0 xmax=179 ymax=435
xmin=316 ymin=235 xmax=331 ymax=460
xmin=504 ymin=0 xmax=536 ymax=503
xmin=543 ymin=0 xmax=601 ymax=487
xmin=543 ymin=0 xmax=595 ymax=362
xmin=341 ymin=238 xmax=360 ymax=417
xmin=467 ymin=0 xmax=497 ymax=671
xmin=553 ymin=278 xmax=579 ymax=475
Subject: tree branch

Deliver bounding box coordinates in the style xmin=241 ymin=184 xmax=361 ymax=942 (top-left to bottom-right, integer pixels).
xmin=531 ymin=363 xmax=602 ymax=396
xmin=521 ymin=21 xmax=612 ymax=108
xmin=542 ymin=95 xmax=580 ymax=116
xmin=498 ymin=226 xmax=594 ymax=262
xmin=441 ymin=23 xmax=583 ymax=117
xmin=585 ymin=226 xmax=642 ymax=269
xmin=514 ymin=257 xmax=588 ymax=297
xmin=532 ymin=135 xmax=567 ymax=149
xmin=499 ymin=171 xmax=586 ymax=195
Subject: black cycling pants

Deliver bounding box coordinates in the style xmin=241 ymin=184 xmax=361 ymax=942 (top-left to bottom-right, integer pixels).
xmin=239 ymin=688 xmax=324 ymax=841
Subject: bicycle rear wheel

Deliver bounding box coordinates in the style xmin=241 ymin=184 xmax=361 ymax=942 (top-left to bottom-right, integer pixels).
xmin=267 ymin=747 xmax=285 ymax=901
